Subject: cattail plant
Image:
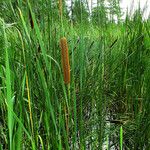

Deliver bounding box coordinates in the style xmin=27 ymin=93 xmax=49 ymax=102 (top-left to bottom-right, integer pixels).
xmin=60 ymin=37 xmax=71 ymax=139
xmin=60 ymin=37 xmax=70 ymax=84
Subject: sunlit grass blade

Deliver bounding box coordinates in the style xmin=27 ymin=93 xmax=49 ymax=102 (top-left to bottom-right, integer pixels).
xmin=3 ymin=19 xmax=14 ymax=150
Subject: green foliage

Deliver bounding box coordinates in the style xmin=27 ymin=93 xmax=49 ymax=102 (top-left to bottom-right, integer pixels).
xmin=72 ymin=0 xmax=89 ymax=24
xmin=107 ymin=0 xmax=122 ymax=23
xmin=91 ymin=5 xmax=108 ymax=26
xmin=0 ymin=0 xmax=150 ymax=150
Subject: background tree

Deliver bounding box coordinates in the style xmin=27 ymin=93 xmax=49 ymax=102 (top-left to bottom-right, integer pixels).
xmin=91 ymin=0 xmax=108 ymax=27
xmin=107 ymin=0 xmax=122 ymax=23
xmin=72 ymin=0 xmax=89 ymax=24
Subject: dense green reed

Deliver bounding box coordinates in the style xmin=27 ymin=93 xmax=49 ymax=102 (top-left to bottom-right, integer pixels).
xmin=0 ymin=0 xmax=150 ymax=149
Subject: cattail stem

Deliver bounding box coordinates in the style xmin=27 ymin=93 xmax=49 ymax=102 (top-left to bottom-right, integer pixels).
xmin=58 ymin=0 xmax=62 ymax=18
xmin=58 ymin=0 xmax=64 ymax=37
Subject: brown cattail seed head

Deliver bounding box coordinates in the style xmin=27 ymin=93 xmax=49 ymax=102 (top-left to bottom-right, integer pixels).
xmin=60 ymin=37 xmax=70 ymax=84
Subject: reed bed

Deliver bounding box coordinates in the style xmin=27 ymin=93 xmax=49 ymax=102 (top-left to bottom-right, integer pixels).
xmin=0 ymin=1 xmax=150 ymax=150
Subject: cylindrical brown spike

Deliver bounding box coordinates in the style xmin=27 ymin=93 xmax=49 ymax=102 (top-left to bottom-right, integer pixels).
xmin=60 ymin=37 xmax=70 ymax=84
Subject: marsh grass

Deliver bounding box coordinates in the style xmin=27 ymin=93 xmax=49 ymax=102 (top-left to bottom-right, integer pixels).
xmin=0 ymin=1 xmax=150 ymax=150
